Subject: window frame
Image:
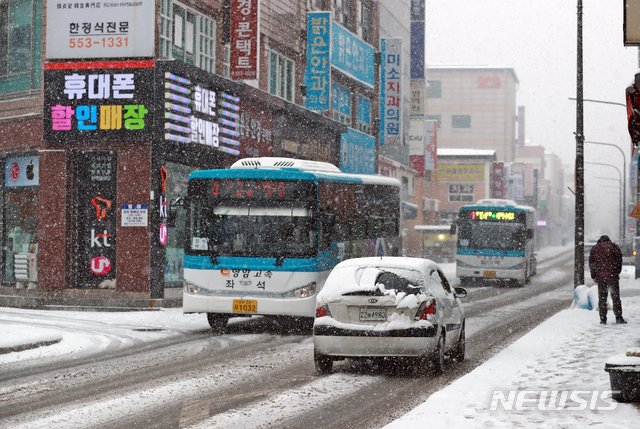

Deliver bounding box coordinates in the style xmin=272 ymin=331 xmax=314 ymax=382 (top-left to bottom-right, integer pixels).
xmin=268 ymin=49 xmax=295 ymax=102
xmin=160 ymin=0 xmax=216 ymax=73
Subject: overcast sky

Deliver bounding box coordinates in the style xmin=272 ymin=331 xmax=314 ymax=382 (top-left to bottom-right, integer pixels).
xmin=425 ymin=0 xmax=639 ymax=238
xmin=425 ymin=0 xmax=638 ymax=165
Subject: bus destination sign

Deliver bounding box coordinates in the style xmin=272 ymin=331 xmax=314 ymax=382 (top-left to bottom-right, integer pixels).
xmin=210 ymin=179 xmax=312 ymax=200
xmin=470 ymin=210 xmax=516 ymax=221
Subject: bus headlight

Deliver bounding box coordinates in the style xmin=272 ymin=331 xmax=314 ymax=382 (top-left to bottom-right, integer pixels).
xmin=184 ymin=280 xmax=214 ymax=295
xmin=282 ymin=282 xmax=317 ymax=299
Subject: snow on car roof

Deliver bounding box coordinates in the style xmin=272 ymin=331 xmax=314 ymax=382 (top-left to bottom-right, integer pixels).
xmin=317 ymin=257 xmax=441 ymax=304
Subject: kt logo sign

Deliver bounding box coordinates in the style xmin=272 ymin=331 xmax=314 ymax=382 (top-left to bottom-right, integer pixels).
xmin=90 ymin=256 xmax=112 ymax=276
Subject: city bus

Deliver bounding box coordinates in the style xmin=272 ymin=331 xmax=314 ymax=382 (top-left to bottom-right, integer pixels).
xmin=453 ymin=199 xmax=536 ymax=286
xmin=182 ymin=157 xmax=401 ymax=333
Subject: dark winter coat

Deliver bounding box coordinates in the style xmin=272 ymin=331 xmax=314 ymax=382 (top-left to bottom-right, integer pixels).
xmin=589 ymin=236 xmax=622 ymax=283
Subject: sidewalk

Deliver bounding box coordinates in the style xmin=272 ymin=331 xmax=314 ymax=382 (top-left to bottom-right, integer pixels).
xmin=384 ymin=265 xmax=640 ymax=428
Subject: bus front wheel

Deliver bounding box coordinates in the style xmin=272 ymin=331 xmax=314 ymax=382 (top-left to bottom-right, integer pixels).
xmin=207 ymin=313 xmax=229 ymax=335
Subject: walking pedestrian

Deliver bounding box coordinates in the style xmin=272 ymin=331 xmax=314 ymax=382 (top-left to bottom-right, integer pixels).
xmin=588 ymin=235 xmax=627 ymax=324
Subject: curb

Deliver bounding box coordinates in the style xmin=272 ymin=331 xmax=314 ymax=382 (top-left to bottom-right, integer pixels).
xmin=0 ymin=337 xmax=62 ymax=355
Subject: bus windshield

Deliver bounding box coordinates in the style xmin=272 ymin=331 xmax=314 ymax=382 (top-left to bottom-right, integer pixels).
xmin=457 ymin=221 xmax=526 ymax=250
xmin=188 ymin=178 xmax=319 ymax=258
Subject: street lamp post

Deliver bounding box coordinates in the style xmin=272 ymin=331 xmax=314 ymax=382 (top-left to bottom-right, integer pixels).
xmin=575 ymin=0 xmax=585 ymax=287
xmin=585 ymin=141 xmax=627 ymax=239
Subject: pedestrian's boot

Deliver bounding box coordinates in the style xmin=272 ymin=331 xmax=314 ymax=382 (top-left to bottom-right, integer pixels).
xmin=600 ymin=319 xmax=607 ymax=325
xmin=616 ymin=318 xmax=627 ymax=324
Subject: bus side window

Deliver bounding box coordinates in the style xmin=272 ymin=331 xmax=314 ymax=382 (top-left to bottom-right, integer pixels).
xmin=320 ymin=213 xmax=335 ymax=250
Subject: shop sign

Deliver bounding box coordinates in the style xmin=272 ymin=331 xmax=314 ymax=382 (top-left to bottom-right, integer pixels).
xmin=437 ymin=163 xmax=485 ymax=182
xmin=340 ymin=128 xmax=375 ymax=175
xmin=44 ymin=62 xmax=155 ymax=143
xmin=410 ymin=80 xmax=425 ymax=116
xmin=158 ymin=166 xmax=168 ymax=246
xmin=121 ymin=204 xmax=148 ymax=227
xmin=45 ymin=0 xmax=155 ymax=59
xmin=238 ymin=107 xmax=273 ymax=157
xmin=4 ymin=155 xmax=39 ymax=188
xmin=380 ymin=38 xmax=402 ymax=146
xmin=304 ymin=11 xmax=331 ymax=111
xmin=162 ymin=71 xmax=241 ymax=156
xmin=410 ymin=0 xmax=425 ymax=80
xmin=425 ymin=120 xmax=437 ymax=172
xmin=76 ymin=151 xmax=117 ymax=288
xmin=230 ymin=0 xmax=258 ymax=80
xmin=331 ymin=21 xmax=375 ymax=88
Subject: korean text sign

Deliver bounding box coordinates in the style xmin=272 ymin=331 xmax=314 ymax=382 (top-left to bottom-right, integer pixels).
xmin=44 ymin=63 xmax=154 ymax=143
xmin=230 ymin=0 xmax=258 ymax=80
xmin=45 ymin=0 xmax=155 ymax=59
xmin=305 ymin=12 xmax=331 ymax=111
xmin=340 ymin=128 xmax=375 ymax=174
xmin=331 ymin=21 xmax=375 ymax=88
xmin=380 ymin=38 xmax=402 ymax=146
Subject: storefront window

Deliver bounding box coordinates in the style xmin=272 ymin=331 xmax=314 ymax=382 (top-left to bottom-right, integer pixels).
xmin=2 ymin=155 xmax=39 ymax=285
xmin=164 ymin=162 xmax=196 ymax=286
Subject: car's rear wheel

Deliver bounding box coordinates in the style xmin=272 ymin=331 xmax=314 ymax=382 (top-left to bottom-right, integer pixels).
xmin=314 ymin=350 xmax=333 ymax=374
xmin=207 ymin=313 xmax=229 ymax=335
xmin=431 ymin=333 xmax=446 ymax=373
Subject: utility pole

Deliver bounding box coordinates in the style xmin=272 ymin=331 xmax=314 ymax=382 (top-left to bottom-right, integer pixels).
xmin=574 ymin=0 xmax=585 ymax=287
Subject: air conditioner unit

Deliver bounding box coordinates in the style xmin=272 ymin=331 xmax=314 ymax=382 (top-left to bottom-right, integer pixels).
xmin=423 ymin=198 xmax=440 ymax=211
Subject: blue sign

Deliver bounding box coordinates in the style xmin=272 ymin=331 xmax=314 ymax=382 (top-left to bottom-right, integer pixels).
xmin=340 ymin=128 xmax=376 ymax=174
xmin=357 ymin=96 xmax=371 ymax=125
xmin=380 ymin=38 xmax=403 ymax=146
xmin=410 ymin=21 xmax=425 ymax=80
xmin=305 ymin=12 xmax=332 ymax=111
xmin=332 ymin=83 xmax=351 ymax=116
xmin=4 ymin=155 xmax=39 ymax=188
xmin=331 ymin=21 xmax=375 ymax=88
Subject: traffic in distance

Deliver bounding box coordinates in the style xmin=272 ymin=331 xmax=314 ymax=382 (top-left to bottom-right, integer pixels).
xmin=452 ymin=199 xmax=537 ymax=287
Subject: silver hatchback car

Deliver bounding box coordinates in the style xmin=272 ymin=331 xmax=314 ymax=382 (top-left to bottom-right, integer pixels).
xmin=313 ymin=257 xmax=466 ymax=374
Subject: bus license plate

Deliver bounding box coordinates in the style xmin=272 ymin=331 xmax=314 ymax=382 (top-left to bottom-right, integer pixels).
xmin=359 ymin=307 xmax=387 ymax=322
xmin=483 ymin=271 xmax=497 ymax=278
xmin=233 ymin=299 xmax=257 ymax=313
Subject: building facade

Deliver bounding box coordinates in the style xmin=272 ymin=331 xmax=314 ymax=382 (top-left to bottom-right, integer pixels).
xmin=0 ymin=0 xmax=392 ymax=306
xmin=426 ymin=67 xmax=519 ymax=163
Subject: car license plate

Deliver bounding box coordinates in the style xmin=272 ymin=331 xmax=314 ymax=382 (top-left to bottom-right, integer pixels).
xmin=359 ymin=307 xmax=387 ymax=322
xmin=484 ymin=271 xmax=497 ymax=278
xmin=233 ymin=299 xmax=257 ymax=313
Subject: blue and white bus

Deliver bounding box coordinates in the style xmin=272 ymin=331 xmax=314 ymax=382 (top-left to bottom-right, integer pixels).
xmin=183 ymin=157 xmax=401 ymax=332
xmin=454 ymin=199 xmax=536 ymax=286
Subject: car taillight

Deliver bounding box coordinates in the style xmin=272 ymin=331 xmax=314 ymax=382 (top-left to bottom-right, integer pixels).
xmin=316 ymin=304 xmax=330 ymax=318
xmin=416 ymin=299 xmax=437 ymax=321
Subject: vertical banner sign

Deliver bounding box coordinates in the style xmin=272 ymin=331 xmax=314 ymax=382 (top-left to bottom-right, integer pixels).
xmin=379 ymin=38 xmax=402 ymax=146
xmin=230 ymin=0 xmax=258 ymax=80
xmin=161 ymin=65 xmax=241 ymax=156
xmin=304 ymin=12 xmax=331 ymax=111
xmin=410 ymin=0 xmax=425 ymax=80
xmin=425 ymin=119 xmax=438 ymax=172
xmin=159 ymin=166 xmax=169 ymax=246
xmin=76 ymin=152 xmax=117 ymax=288
xmin=408 ymin=119 xmax=425 ymax=176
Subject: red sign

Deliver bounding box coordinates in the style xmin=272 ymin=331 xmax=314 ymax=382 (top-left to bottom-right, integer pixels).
xmin=630 ymin=203 xmax=640 ymax=219
xmin=90 ymin=256 xmax=112 ymax=276
xmin=230 ymin=0 xmax=258 ymax=80
xmin=10 ymin=162 xmax=20 ymax=182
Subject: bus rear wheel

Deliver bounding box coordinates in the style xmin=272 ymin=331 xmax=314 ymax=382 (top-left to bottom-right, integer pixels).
xmin=207 ymin=313 xmax=229 ymax=335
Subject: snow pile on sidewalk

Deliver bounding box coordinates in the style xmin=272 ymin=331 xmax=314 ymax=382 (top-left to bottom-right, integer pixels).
xmin=385 ymin=272 xmax=640 ymax=429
